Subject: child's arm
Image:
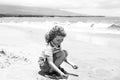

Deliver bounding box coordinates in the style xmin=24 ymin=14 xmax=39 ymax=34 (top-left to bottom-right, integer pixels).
xmin=64 ymin=59 xmax=78 ymax=69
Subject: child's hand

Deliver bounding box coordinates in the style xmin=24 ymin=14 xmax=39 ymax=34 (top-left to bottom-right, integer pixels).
xmin=72 ymin=65 xmax=78 ymax=69
xmin=61 ymin=74 xmax=68 ymax=79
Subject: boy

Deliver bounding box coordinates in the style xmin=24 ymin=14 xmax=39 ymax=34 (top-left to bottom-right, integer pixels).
xmin=38 ymin=26 xmax=78 ymax=78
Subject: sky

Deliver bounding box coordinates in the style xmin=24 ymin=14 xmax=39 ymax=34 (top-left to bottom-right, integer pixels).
xmin=0 ymin=0 xmax=120 ymax=16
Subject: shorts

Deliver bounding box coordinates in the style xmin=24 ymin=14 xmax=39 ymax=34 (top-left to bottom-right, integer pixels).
xmin=39 ymin=52 xmax=59 ymax=73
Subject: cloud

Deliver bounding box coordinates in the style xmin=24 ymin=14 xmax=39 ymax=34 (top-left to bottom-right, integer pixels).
xmin=95 ymin=0 xmax=120 ymax=9
xmin=0 ymin=0 xmax=120 ymax=9
xmin=0 ymin=0 xmax=119 ymax=9
xmin=0 ymin=0 xmax=106 ymax=9
xmin=62 ymin=8 xmax=120 ymax=16
xmin=0 ymin=0 xmax=120 ymax=16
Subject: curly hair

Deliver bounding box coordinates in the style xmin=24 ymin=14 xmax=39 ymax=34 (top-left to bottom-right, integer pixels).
xmin=45 ymin=26 xmax=66 ymax=44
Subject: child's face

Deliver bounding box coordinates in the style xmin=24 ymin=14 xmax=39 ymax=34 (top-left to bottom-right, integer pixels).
xmin=52 ymin=36 xmax=64 ymax=45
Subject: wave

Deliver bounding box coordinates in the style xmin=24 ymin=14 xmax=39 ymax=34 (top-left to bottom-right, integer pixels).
xmin=0 ymin=20 xmax=120 ymax=34
xmin=108 ymin=24 xmax=120 ymax=30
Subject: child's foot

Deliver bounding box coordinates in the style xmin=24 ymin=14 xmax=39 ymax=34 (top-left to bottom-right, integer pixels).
xmin=59 ymin=67 xmax=68 ymax=74
xmin=48 ymin=71 xmax=60 ymax=76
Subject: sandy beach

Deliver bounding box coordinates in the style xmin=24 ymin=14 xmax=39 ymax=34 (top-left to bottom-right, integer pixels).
xmin=0 ymin=22 xmax=120 ymax=80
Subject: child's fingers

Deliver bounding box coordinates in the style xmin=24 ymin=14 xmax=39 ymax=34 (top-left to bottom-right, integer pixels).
xmin=61 ymin=74 xmax=68 ymax=79
xmin=72 ymin=65 xmax=78 ymax=69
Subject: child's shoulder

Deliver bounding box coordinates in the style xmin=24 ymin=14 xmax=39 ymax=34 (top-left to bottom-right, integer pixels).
xmin=43 ymin=44 xmax=53 ymax=52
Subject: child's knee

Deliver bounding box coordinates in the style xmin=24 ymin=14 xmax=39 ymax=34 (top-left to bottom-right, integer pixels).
xmin=55 ymin=50 xmax=68 ymax=58
xmin=62 ymin=50 xmax=68 ymax=57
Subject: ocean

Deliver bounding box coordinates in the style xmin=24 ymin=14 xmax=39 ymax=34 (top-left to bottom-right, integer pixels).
xmin=1 ymin=16 xmax=120 ymax=24
xmin=0 ymin=17 xmax=120 ymax=34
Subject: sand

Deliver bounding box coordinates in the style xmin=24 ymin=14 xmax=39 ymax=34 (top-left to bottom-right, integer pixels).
xmin=0 ymin=22 xmax=120 ymax=80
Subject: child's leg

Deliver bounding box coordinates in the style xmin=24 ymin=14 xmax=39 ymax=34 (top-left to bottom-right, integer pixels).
xmin=53 ymin=50 xmax=68 ymax=67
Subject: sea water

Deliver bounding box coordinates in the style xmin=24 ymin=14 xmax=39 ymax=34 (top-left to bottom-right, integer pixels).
xmin=0 ymin=17 xmax=120 ymax=32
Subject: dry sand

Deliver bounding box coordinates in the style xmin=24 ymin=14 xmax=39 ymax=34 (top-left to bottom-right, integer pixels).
xmin=0 ymin=23 xmax=120 ymax=80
